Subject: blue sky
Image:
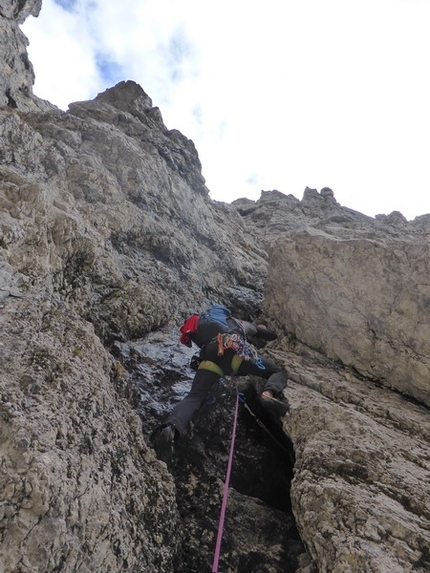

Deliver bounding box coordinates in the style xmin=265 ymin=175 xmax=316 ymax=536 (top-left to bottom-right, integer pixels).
xmin=22 ymin=0 xmax=430 ymax=220
xmin=53 ymin=0 xmax=76 ymax=10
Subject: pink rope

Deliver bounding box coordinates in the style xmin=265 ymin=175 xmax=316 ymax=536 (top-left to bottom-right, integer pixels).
xmin=212 ymin=391 xmax=240 ymax=573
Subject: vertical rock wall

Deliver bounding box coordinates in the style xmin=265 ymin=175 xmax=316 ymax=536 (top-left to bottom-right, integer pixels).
xmin=240 ymin=191 xmax=430 ymax=572
xmin=0 ymin=13 xmax=268 ymax=567
xmin=267 ymin=342 xmax=430 ymax=573
xmin=265 ymin=227 xmax=430 ymax=406
xmin=0 ymin=0 xmax=53 ymax=111
xmin=1 ymin=3 xmax=429 ymax=572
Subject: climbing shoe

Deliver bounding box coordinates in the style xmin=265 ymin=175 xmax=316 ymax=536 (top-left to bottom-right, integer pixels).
xmin=259 ymin=394 xmax=290 ymax=417
xmin=154 ymin=425 xmax=175 ymax=465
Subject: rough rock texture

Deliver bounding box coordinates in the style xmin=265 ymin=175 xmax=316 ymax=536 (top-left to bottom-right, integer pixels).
xmin=1 ymin=3 xmax=429 ymax=572
xmin=269 ymin=342 xmax=429 ymax=573
xmin=237 ymin=191 xmax=430 ymax=572
xmin=0 ymin=0 xmax=54 ymax=111
xmin=0 ymin=84 xmax=268 ymax=573
xmin=237 ymin=189 xmax=430 ymax=405
xmin=114 ymin=332 xmax=306 ymax=573
xmin=266 ymin=225 xmax=430 ymax=406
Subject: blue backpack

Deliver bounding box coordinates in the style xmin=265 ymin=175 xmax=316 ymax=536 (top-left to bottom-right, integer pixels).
xmin=179 ymin=305 xmax=240 ymax=347
xmin=198 ymin=304 xmax=233 ymax=331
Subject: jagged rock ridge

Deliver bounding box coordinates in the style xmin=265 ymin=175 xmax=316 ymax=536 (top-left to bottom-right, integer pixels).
xmin=1 ymin=2 xmax=429 ymax=572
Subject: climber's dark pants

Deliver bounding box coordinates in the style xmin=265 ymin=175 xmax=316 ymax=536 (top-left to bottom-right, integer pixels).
xmin=167 ymin=341 xmax=287 ymax=436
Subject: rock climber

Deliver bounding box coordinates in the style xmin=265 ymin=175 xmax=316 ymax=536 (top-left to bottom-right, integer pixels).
xmin=154 ymin=304 xmax=289 ymax=463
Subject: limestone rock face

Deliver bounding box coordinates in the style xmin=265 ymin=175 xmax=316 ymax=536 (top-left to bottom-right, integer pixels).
xmin=1 ymin=4 xmax=429 ymax=573
xmin=0 ymin=0 xmax=54 ymax=111
xmin=0 ymin=74 xmax=268 ymax=570
xmin=1 ymin=0 xmax=42 ymax=21
xmin=265 ymin=228 xmax=430 ymax=406
xmin=238 ymin=190 xmax=430 ymax=572
xmin=266 ymin=342 xmax=429 ymax=573
xmin=236 ymin=189 xmax=430 ymax=405
xmin=0 ymin=311 xmax=179 ymax=572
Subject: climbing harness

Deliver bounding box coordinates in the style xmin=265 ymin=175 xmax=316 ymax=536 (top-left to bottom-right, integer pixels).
xmin=198 ymin=359 xmax=224 ymax=377
xmin=211 ymin=388 xmax=240 ymax=573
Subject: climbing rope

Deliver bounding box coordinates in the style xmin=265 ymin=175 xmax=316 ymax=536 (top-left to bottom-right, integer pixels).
xmin=211 ymin=389 xmax=240 ymax=573
xmin=239 ymin=395 xmax=293 ymax=461
xmin=211 ymin=389 xmax=292 ymax=571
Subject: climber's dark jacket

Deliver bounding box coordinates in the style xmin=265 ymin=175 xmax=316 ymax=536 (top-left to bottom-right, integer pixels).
xmin=189 ymin=316 xmax=276 ymax=349
xmin=167 ymin=315 xmax=286 ymax=436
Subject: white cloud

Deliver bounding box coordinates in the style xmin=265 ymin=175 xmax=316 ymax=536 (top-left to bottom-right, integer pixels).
xmin=22 ymin=0 xmax=430 ymax=219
